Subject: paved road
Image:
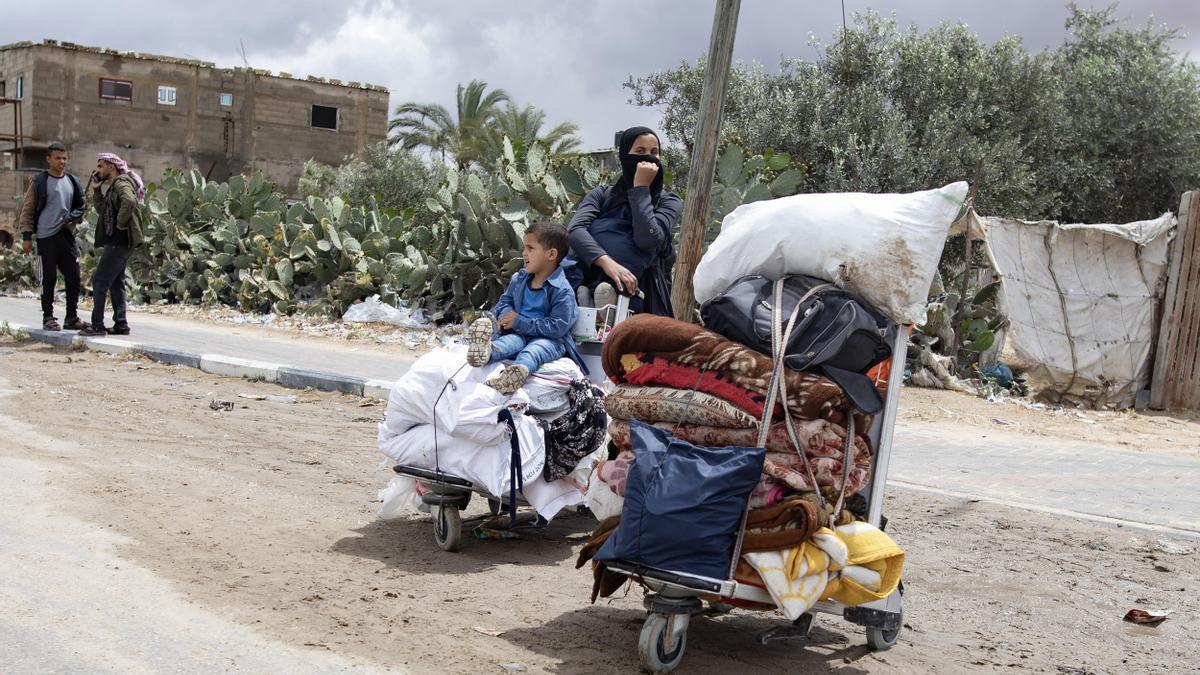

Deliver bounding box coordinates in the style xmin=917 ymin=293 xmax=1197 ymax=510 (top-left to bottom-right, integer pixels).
xmin=0 ymin=296 xmax=416 ymax=384
xmin=3 ymin=295 xmax=1198 ymax=537
xmin=890 ymin=427 xmax=1200 ymax=536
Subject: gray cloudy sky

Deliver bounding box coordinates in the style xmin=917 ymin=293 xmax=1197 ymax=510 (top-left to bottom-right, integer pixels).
xmin=3 ymin=1 xmax=1197 ymax=150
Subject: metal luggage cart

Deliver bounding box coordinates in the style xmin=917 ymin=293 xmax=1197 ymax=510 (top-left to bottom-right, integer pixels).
xmin=603 ymin=327 xmax=910 ymax=673
xmin=391 ymin=464 xmax=540 ymax=552
xmin=575 ymin=294 xmax=633 ymax=384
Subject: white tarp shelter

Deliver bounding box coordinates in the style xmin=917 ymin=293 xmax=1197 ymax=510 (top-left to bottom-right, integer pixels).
xmin=957 ymin=209 xmax=1176 ymax=408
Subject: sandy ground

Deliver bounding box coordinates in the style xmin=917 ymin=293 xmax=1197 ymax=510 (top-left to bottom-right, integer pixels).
xmin=1 ymin=337 xmax=1197 ymax=673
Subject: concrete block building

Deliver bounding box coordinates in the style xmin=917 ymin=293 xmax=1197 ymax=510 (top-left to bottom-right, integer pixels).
xmin=0 ymin=39 xmax=389 ymax=234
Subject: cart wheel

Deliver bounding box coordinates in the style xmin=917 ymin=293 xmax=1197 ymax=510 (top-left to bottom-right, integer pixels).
xmin=865 ymin=609 xmax=902 ymax=651
xmin=431 ymin=505 xmax=463 ymax=552
xmin=638 ymin=613 xmax=688 ymax=673
xmin=488 ymin=498 xmax=502 ymax=516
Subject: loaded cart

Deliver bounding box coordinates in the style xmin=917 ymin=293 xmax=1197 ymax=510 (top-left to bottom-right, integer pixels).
xmin=578 ymin=181 xmax=969 ymax=672
xmin=607 ymin=325 xmax=909 ymax=672
xmin=378 ymin=348 xmax=611 ymax=553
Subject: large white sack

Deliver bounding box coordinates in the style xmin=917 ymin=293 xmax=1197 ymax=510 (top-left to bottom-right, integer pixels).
xmin=377 ymin=420 xmax=585 ymax=520
xmin=694 ymin=182 xmax=969 ymax=324
xmin=378 ymin=420 xmax=545 ymax=501
xmin=380 ymin=346 xmax=530 ymax=446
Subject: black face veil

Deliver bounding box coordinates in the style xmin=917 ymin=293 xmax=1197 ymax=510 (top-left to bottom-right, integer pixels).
xmin=615 ymin=126 xmax=664 ymax=202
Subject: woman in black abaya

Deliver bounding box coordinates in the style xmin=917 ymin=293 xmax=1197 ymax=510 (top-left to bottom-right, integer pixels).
xmin=565 ymin=126 xmax=682 ymax=316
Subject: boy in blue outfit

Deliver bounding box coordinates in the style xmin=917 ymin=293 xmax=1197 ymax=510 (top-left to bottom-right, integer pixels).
xmin=467 ymin=221 xmax=586 ymax=394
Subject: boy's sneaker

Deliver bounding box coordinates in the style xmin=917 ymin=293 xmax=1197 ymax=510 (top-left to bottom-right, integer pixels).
xmin=63 ymin=316 xmax=85 ymax=331
xmin=466 ymin=316 xmax=495 ymax=367
xmin=78 ymin=324 xmax=108 ymax=337
xmin=485 ymin=364 xmax=529 ymax=395
xmin=109 ymin=323 xmax=131 ymax=335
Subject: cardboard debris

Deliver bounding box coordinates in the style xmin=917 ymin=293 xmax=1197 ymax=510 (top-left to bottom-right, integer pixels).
xmin=1123 ymin=609 xmax=1171 ymax=626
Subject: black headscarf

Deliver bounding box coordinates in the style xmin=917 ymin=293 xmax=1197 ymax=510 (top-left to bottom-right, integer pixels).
xmin=613 ymin=126 xmax=664 ymax=205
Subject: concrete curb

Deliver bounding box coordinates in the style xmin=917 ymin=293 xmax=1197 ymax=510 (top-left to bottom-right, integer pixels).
xmin=82 ymin=336 xmax=138 ymax=356
xmin=138 ymin=345 xmax=203 ymax=369
xmin=277 ymin=367 xmax=365 ymax=396
xmin=363 ymin=379 xmax=393 ymax=400
xmin=7 ymin=322 xmax=375 ymax=397
xmin=200 ymin=355 xmax=280 ymax=383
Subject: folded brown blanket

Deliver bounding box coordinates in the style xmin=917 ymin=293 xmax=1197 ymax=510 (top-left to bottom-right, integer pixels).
xmin=608 ymin=418 xmax=873 ymax=494
xmin=602 ymin=314 xmax=871 ymax=430
xmin=740 ymin=497 xmax=824 ymax=553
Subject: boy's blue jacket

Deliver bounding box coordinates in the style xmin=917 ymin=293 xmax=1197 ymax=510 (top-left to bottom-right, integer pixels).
xmin=491 ymin=263 xmax=587 ymax=374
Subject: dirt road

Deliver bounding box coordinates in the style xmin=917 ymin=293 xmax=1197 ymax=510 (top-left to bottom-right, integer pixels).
xmin=1 ymin=338 xmax=1196 ymax=673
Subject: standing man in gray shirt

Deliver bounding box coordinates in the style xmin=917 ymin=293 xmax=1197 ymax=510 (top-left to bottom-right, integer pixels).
xmin=18 ymin=142 xmax=86 ymax=331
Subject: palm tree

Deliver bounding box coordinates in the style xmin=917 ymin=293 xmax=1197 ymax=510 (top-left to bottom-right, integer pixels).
xmin=387 ymin=80 xmax=511 ymax=168
xmin=483 ymin=104 xmax=583 ymax=158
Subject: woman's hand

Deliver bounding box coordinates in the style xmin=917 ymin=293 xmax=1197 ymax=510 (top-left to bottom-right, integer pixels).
xmin=597 ymin=255 xmax=639 ymax=295
xmin=632 ymin=161 xmax=659 ymax=188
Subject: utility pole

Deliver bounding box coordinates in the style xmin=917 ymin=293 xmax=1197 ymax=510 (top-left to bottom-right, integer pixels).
xmin=670 ymin=0 xmax=741 ymax=323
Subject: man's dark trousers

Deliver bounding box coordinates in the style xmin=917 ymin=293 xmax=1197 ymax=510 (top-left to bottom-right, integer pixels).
xmin=91 ymin=244 xmax=130 ymax=329
xmin=36 ymin=229 xmax=81 ymax=321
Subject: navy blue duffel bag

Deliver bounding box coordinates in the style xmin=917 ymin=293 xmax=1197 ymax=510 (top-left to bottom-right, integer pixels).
xmin=594 ymin=420 xmax=765 ymax=581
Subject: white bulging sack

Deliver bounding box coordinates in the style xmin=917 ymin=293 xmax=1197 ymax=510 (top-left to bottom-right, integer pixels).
xmin=693 ymin=182 xmax=969 ymax=324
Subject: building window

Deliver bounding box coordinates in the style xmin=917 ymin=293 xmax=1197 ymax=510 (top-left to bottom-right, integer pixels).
xmin=311 ymin=104 xmax=338 ymax=130
xmin=99 ymin=78 xmax=133 ymax=101
xmin=219 ymin=92 xmax=233 ymax=106
xmin=157 ymin=85 xmax=177 ymax=106
xmin=14 ymin=75 xmax=23 ymax=100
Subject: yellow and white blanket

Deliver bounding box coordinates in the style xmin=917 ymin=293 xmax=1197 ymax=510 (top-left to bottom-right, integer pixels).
xmin=742 ymin=520 xmax=904 ymax=621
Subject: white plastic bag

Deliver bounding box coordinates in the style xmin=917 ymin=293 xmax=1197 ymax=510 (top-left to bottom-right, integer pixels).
xmin=378 ymin=475 xmax=422 ymax=519
xmin=524 ymin=358 xmax=585 ymax=414
xmin=586 ymin=465 xmax=625 ymax=521
xmin=343 ymin=295 xmax=430 ymax=328
xmin=694 ymin=182 xmax=969 ymax=324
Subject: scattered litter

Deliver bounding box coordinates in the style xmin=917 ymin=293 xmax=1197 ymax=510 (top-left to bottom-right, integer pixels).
xmin=1153 ymin=565 xmax=1172 ymax=573
xmin=472 ymin=626 xmax=505 ymax=637
xmin=230 ymin=313 xmax=276 ymax=325
xmin=500 ymin=664 xmax=527 ymax=673
xmin=0 ymin=348 xmax=14 ymax=356
xmin=266 ymin=395 xmax=298 ymax=404
xmin=209 ymin=399 xmax=235 ymax=411
xmin=1157 ymin=539 xmax=1194 ymax=555
xmin=980 ymin=363 xmax=1015 ymax=388
xmin=343 ymin=295 xmax=431 ymax=328
xmin=358 ymin=398 xmax=380 ymax=407
xmin=474 ymin=526 xmax=521 ymax=540
xmin=1123 ymin=608 xmax=1171 ymax=626
xmin=238 ymin=393 xmax=268 ymax=401
xmin=992 ymin=418 xmax=1011 ymax=426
